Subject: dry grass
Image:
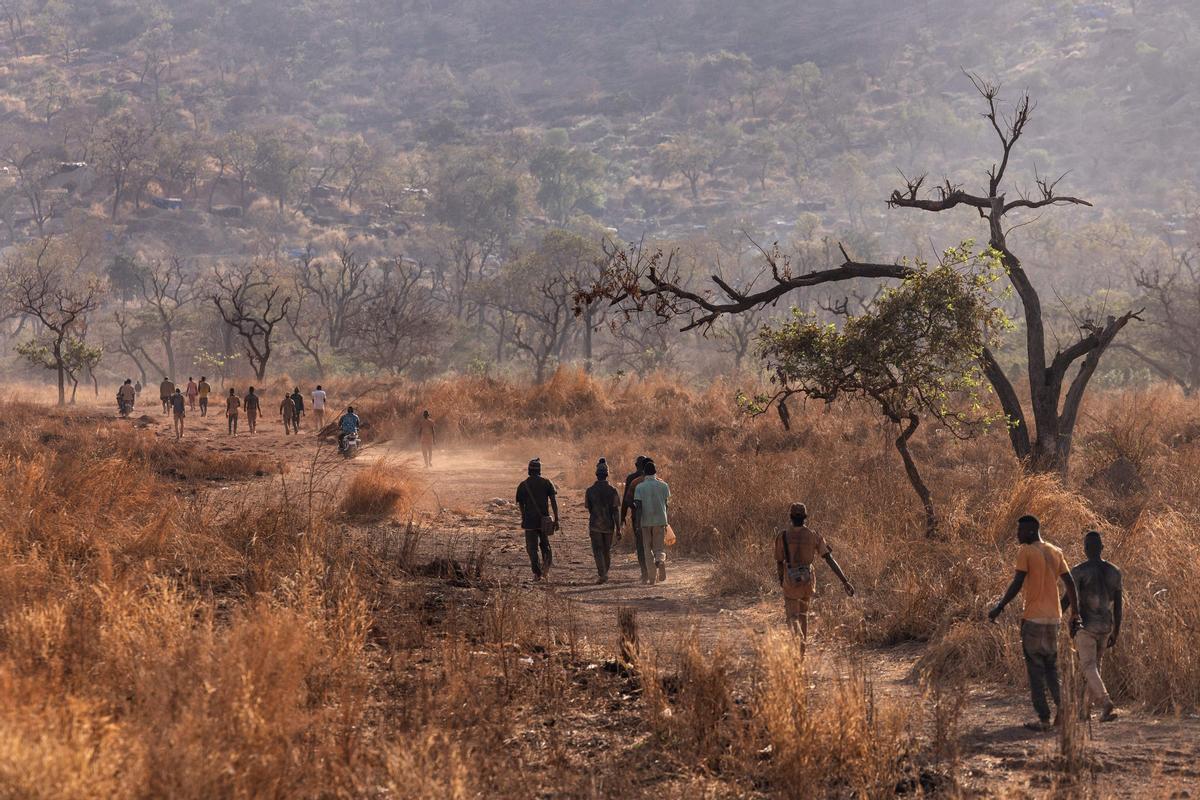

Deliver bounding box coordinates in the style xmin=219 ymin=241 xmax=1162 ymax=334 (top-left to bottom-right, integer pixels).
xmin=0 ymin=373 xmax=1197 ymax=795
xmin=338 ymin=462 xmax=416 ymax=520
xmin=361 ymin=369 xmax=1200 ymax=710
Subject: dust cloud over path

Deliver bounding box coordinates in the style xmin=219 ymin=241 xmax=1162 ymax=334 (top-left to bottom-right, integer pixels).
xmin=139 ymin=408 xmax=1200 ymax=796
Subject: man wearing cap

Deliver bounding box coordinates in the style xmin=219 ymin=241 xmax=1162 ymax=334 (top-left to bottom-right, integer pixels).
xmin=621 ymin=456 xmax=650 ymax=582
xmin=775 ymin=503 xmax=855 ymax=649
xmin=633 ymin=459 xmax=671 ymax=584
xmin=1063 ymin=530 xmax=1122 ymax=722
xmin=585 ymin=458 xmax=621 ymax=584
xmin=516 ymin=458 xmax=560 ymax=582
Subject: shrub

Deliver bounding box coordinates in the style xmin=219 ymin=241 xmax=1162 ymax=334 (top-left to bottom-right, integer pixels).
xmin=338 ymin=463 xmax=415 ymax=520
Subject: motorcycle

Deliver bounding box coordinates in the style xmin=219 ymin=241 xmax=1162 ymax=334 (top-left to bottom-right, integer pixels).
xmin=339 ymin=431 xmax=360 ymax=458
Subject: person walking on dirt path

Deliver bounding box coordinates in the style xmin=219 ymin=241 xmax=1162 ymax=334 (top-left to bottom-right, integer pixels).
xmin=118 ymin=379 xmax=136 ymax=417
xmin=418 ymin=410 xmax=436 ymax=468
xmin=311 ymin=385 xmax=327 ymax=431
xmin=290 ymin=388 xmax=305 ymax=431
xmin=134 ymin=379 xmax=142 ymax=399
xmin=170 ymin=388 xmax=186 ymax=440
xmin=633 ymin=459 xmax=670 ymax=584
xmin=198 ymin=377 xmax=211 ymax=417
xmin=517 ymin=458 xmax=560 ymax=583
xmin=585 ymin=458 xmax=621 ymax=584
xmin=988 ymin=515 xmax=1082 ymax=732
xmin=774 ymin=503 xmax=855 ymax=651
xmin=281 ymin=391 xmax=298 ymax=434
xmin=244 ymin=387 xmax=261 ymax=433
xmin=1063 ymin=531 xmax=1122 ymax=722
xmin=159 ymin=377 xmax=175 ymax=415
xmin=622 ymin=455 xmax=650 ymax=582
xmin=225 ymin=388 xmax=241 ymax=435
xmin=185 ymin=377 xmax=198 ymax=410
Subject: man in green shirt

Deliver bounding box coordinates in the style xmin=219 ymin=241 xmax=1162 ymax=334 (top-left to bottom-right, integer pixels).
xmin=633 ymin=460 xmax=670 ymax=584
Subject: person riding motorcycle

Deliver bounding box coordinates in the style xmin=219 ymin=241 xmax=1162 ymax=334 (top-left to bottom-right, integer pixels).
xmin=338 ymin=407 xmax=360 ymax=452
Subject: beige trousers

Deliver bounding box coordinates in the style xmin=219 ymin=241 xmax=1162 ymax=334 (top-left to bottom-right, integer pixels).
xmin=642 ymin=525 xmax=667 ymax=566
xmin=1074 ymin=628 xmax=1111 ymax=709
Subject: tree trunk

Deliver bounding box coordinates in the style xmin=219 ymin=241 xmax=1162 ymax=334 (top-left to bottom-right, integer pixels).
xmin=163 ymin=329 xmax=176 ymax=380
xmin=894 ymin=414 xmax=937 ymax=537
xmin=583 ymin=306 xmax=594 ymax=373
xmin=56 ymin=359 xmax=66 ymax=405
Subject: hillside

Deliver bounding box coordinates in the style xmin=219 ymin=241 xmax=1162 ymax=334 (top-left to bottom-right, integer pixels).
xmin=0 ymin=0 xmax=1196 ymax=386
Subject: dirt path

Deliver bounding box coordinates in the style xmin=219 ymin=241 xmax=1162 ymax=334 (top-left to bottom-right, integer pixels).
xmin=383 ymin=446 xmax=1200 ymax=797
xmin=136 ymin=413 xmax=1200 ymax=798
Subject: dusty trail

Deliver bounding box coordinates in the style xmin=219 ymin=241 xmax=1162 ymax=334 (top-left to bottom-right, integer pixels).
xmin=139 ymin=409 xmax=1200 ymax=797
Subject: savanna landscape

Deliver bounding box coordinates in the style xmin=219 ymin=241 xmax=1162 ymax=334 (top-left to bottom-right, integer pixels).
xmin=0 ymin=1 xmax=1199 ymax=798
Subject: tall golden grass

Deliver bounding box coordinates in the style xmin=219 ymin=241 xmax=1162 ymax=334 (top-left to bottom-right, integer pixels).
xmin=0 ymin=368 xmax=1197 ymax=795
xmin=362 ymin=369 xmax=1200 ymax=710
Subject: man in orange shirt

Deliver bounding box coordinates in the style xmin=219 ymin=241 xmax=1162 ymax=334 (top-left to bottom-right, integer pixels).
xmin=988 ymin=515 xmax=1082 ymax=731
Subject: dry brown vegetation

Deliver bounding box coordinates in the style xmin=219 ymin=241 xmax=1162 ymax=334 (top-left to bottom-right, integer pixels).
xmin=337 ymin=462 xmax=416 ymax=520
xmin=0 ymin=373 xmax=1197 ymax=796
xmin=363 ymin=370 xmax=1200 ymax=711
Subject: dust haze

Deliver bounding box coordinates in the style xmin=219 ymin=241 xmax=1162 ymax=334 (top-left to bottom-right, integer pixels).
xmin=0 ymin=2 xmax=1197 ymax=798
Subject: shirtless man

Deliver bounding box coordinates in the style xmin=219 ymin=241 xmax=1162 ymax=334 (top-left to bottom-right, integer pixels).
xmin=170 ymin=388 xmax=186 ymax=440
xmin=1063 ymin=531 xmax=1122 ymax=722
xmin=225 ymin=388 xmax=241 ymax=435
xmin=418 ymin=410 xmax=436 ymax=467
xmin=280 ymin=391 xmax=298 ymax=435
xmin=244 ymin=386 xmax=261 ymax=433
xmin=185 ymin=377 xmax=199 ymax=410
xmin=774 ymin=503 xmax=855 ymax=653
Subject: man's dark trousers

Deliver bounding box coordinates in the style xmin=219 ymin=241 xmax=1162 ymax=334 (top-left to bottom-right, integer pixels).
xmin=590 ymin=530 xmax=614 ymax=579
xmin=1021 ymin=620 xmax=1061 ymax=722
xmin=525 ymin=528 xmax=553 ymax=577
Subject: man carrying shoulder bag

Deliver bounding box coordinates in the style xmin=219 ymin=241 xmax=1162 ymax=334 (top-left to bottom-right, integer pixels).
xmin=775 ymin=503 xmax=855 ymax=653
xmin=517 ymin=458 xmax=560 ymax=583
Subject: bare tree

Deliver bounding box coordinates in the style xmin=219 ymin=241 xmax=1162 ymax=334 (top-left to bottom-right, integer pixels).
xmin=136 ymin=257 xmax=199 ymax=379
xmin=1 ymin=144 xmax=63 ymax=236
xmin=113 ymin=308 xmax=163 ymax=383
xmin=211 ymin=262 xmax=291 ymax=380
xmin=94 ymin=111 xmax=158 ymax=220
xmin=292 ymin=243 xmax=372 ymax=350
xmin=285 ymin=290 xmax=326 ymax=377
xmin=1118 ymin=248 xmax=1200 ymax=394
xmin=2 ymin=237 xmax=106 ymax=405
xmin=604 ymin=310 xmax=680 ymax=376
xmin=582 ymin=80 xmax=1140 ymax=477
xmin=348 ymin=258 xmax=443 ymax=375
xmin=485 ymin=233 xmax=587 ymax=382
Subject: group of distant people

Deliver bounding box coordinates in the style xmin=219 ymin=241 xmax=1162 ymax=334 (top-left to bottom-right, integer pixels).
xmin=116 ymin=376 xmax=365 ymax=445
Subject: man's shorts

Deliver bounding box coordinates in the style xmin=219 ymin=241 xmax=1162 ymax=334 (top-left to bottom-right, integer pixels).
xmin=784 ymin=595 xmax=811 ymax=620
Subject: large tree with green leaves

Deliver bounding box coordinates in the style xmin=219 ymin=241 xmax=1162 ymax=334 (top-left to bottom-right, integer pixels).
xmin=752 ymin=245 xmax=1007 ymax=535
